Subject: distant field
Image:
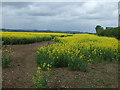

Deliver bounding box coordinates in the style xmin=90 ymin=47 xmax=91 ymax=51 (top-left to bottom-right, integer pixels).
xmin=1 ymin=31 xmax=72 ymax=45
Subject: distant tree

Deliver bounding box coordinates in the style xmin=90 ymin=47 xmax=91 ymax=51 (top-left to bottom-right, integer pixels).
xmin=95 ymin=25 xmax=104 ymax=34
xmin=72 ymin=32 xmax=76 ymax=34
xmin=95 ymin=25 xmax=119 ymax=40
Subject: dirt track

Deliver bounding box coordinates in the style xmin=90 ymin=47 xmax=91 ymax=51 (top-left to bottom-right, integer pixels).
xmin=2 ymin=40 xmax=55 ymax=88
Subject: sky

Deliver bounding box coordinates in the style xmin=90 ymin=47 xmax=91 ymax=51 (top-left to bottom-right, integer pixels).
xmin=1 ymin=2 xmax=118 ymax=33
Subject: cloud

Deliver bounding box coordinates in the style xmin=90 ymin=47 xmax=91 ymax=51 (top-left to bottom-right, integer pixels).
xmin=2 ymin=2 xmax=32 ymax=8
xmin=2 ymin=2 xmax=118 ymax=33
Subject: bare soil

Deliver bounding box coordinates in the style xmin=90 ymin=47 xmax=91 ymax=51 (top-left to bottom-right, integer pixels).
xmin=2 ymin=40 xmax=55 ymax=88
xmin=48 ymin=63 xmax=118 ymax=88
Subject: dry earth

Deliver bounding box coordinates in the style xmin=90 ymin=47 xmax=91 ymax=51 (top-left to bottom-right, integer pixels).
xmin=2 ymin=40 xmax=55 ymax=88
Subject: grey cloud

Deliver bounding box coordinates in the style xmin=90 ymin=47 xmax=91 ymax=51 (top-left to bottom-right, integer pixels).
xmin=2 ymin=2 xmax=32 ymax=8
xmin=2 ymin=2 xmax=117 ymax=18
xmin=2 ymin=2 xmax=85 ymax=17
xmin=2 ymin=2 xmax=118 ymax=33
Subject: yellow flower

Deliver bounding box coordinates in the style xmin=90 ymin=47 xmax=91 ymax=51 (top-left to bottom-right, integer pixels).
xmin=37 ymin=67 xmax=41 ymax=70
xmin=37 ymin=70 xmax=40 ymax=74
xmin=43 ymin=63 xmax=46 ymax=68
xmin=80 ymin=55 xmax=84 ymax=59
xmin=47 ymin=68 xmax=51 ymax=70
xmin=32 ymin=76 xmax=35 ymax=80
xmin=47 ymin=64 xmax=51 ymax=67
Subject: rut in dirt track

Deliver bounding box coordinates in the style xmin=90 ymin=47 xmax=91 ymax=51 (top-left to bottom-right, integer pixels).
xmin=2 ymin=40 xmax=55 ymax=88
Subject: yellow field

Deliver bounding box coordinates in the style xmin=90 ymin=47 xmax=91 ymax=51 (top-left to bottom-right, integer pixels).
xmin=1 ymin=31 xmax=72 ymax=44
xmin=36 ymin=34 xmax=118 ymax=71
xmin=1 ymin=31 xmax=118 ymax=71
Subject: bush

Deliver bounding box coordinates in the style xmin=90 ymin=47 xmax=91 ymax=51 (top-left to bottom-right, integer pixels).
xmin=2 ymin=55 xmax=12 ymax=67
xmin=68 ymin=58 xmax=88 ymax=72
xmin=2 ymin=49 xmax=13 ymax=67
xmin=96 ymin=26 xmax=120 ymax=40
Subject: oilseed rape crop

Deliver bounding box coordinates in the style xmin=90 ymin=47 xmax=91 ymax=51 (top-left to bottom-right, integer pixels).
xmin=36 ymin=34 xmax=118 ymax=71
xmin=1 ymin=32 xmax=71 ymax=45
xmin=1 ymin=31 xmax=118 ymax=71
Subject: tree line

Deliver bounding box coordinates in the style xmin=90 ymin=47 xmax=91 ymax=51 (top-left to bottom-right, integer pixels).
xmin=95 ymin=25 xmax=120 ymax=39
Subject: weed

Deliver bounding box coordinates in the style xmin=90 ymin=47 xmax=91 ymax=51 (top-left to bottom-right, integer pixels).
xmin=63 ymin=80 xmax=70 ymax=83
xmin=32 ymin=64 xmax=51 ymax=88
xmin=2 ymin=49 xmax=14 ymax=67
xmin=79 ymin=83 xmax=86 ymax=88
xmin=50 ymin=71 xmax=58 ymax=76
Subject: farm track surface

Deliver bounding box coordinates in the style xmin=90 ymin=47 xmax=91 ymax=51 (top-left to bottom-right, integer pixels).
xmin=2 ymin=40 xmax=55 ymax=88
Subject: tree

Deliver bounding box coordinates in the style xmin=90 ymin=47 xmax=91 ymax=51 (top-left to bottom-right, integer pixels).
xmin=95 ymin=25 xmax=104 ymax=34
